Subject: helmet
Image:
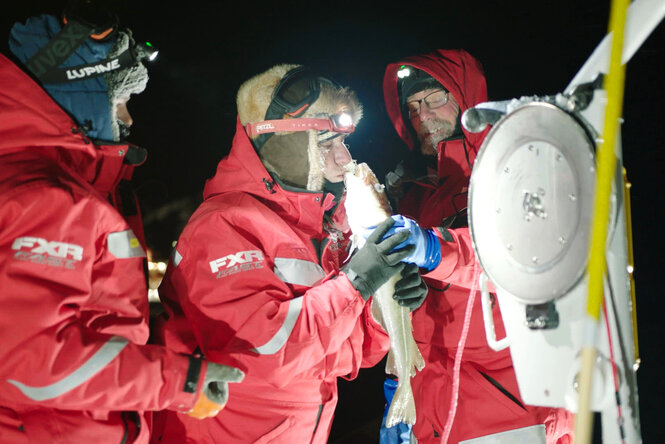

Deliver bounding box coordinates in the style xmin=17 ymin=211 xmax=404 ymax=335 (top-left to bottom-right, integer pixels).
xmin=8 ymin=0 xmax=156 ymax=141
xmin=237 ymin=64 xmax=362 ymax=191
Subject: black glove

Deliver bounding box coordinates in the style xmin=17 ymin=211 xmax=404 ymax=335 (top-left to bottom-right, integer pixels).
xmin=393 ymin=263 xmax=428 ymax=311
xmin=344 ymin=218 xmax=413 ymax=300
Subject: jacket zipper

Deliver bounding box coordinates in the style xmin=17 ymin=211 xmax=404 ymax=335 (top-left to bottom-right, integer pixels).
xmin=310 ymin=404 xmax=324 ymax=441
xmin=477 ymin=370 xmax=527 ymax=411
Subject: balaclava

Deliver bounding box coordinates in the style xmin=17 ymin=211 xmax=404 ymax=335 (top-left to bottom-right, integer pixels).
xmin=236 ymin=64 xmax=362 ymax=191
xmin=104 ymin=29 xmax=148 ymax=140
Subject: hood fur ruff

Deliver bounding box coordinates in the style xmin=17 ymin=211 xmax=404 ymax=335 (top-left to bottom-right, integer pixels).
xmin=236 ymin=63 xmax=362 ymax=128
xmin=236 ymin=64 xmax=362 ymax=191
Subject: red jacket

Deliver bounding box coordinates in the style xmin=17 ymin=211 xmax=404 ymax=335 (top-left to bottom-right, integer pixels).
xmin=152 ymin=118 xmax=390 ymax=443
xmin=0 ymin=54 xmax=208 ymax=444
xmin=383 ymin=50 xmax=573 ymax=443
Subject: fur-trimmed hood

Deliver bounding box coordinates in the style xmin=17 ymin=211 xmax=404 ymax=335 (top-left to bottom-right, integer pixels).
xmin=236 ymin=64 xmax=362 ymax=191
xmin=237 ymin=64 xmax=362 ymax=129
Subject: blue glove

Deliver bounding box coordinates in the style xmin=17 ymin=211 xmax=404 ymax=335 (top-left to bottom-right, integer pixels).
xmin=368 ymin=215 xmax=441 ymax=271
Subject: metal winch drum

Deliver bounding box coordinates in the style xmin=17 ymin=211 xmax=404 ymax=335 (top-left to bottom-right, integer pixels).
xmin=468 ymin=102 xmax=598 ymax=304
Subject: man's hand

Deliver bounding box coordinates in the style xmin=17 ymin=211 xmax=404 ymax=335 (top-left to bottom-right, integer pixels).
xmin=186 ymin=362 xmax=244 ymax=419
xmin=345 ymin=218 xmax=413 ymax=300
xmin=394 ymin=263 xmax=428 ymax=311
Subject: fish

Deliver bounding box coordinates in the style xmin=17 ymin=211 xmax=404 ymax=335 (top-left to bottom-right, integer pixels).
xmin=343 ymin=161 xmax=425 ymax=428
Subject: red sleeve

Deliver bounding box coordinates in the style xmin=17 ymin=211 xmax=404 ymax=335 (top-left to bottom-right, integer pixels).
xmin=164 ymin=216 xmax=376 ymax=387
xmin=358 ymin=299 xmax=390 ymax=368
xmin=423 ymin=227 xmax=494 ymax=292
xmin=0 ymin=185 xmax=204 ymax=412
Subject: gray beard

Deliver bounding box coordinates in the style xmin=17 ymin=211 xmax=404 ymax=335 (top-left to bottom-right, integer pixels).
xmin=117 ymin=120 xmax=131 ymax=140
xmin=418 ymin=118 xmax=456 ymax=156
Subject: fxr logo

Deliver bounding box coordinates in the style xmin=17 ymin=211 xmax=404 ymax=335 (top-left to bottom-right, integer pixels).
xmin=209 ymin=250 xmax=264 ymax=273
xmin=12 ymin=237 xmax=83 ymax=261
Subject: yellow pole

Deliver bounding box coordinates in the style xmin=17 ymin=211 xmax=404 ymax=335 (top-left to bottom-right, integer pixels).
xmin=574 ymin=0 xmax=629 ymax=441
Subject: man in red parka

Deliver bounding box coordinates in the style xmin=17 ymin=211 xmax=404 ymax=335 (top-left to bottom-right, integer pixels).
xmin=0 ymin=4 xmax=243 ymax=443
xmin=380 ymin=49 xmax=574 ymax=443
xmin=151 ymin=63 xmax=427 ymax=443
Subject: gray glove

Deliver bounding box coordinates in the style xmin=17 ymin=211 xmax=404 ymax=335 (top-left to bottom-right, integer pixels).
xmin=187 ymin=362 xmax=244 ymax=419
xmin=203 ymin=362 xmax=244 ymax=405
xmin=344 ymin=218 xmax=414 ymax=300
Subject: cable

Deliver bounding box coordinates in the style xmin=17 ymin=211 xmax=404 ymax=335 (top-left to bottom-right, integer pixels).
xmin=440 ymin=263 xmax=479 ymax=443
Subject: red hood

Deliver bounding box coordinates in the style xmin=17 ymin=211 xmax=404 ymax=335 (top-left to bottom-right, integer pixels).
xmin=0 ymin=54 xmax=140 ymax=195
xmin=383 ymin=49 xmax=489 ymax=180
xmin=203 ymin=118 xmax=275 ymax=199
xmin=203 ymin=118 xmax=337 ymax=230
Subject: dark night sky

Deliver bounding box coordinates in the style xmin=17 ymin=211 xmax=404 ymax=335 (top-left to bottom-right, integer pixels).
xmin=3 ymin=1 xmax=665 ymax=442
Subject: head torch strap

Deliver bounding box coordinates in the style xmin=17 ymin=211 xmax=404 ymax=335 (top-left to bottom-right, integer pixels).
xmin=25 ymin=20 xmax=95 ymax=78
xmin=246 ymin=118 xmax=355 ymax=139
xmin=35 ymin=47 xmax=138 ymax=84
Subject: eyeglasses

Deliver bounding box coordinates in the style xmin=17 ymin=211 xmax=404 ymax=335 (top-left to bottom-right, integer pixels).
xmin=406 ymin=90 xmax=449 ymax=118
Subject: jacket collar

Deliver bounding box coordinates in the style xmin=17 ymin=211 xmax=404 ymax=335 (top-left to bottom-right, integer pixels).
xmin=203 ymin=118 xmax=337 ymax=233
xmin=0 ymin=54 xmax=143 ymax=195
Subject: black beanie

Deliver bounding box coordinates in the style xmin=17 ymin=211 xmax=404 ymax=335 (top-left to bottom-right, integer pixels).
xmin=398 ymin=67 xmax=444 ymax=106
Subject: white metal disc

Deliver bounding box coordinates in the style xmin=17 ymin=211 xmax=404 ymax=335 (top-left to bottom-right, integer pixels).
xmin=469 ymin=103 xmax=596 ymax=304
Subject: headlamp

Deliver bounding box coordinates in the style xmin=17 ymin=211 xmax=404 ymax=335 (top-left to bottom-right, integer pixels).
xmin=251 ymin=66 xmax=346 ymax=150
xmin=134 ymin=41 xmax=159 ymax=63
xmin=397 ymin=65 xmax=411 ymax=79
xmin=332 ymin=112 xmax=354 ymax=130
xmin=246 ymin=113 xmax=356 ymax=139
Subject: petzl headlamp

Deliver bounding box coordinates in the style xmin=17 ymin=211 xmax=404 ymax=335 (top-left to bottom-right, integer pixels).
xmin=24 ymin=0 xmax=158 ymax=84
xmin=245 ymin=112 xmax=356 ymax=139
xmin=251 ymin=66 xmax=350 ymax=149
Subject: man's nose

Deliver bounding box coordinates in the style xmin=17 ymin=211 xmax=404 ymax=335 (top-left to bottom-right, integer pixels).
xmin=115 ymin=102 xmax=133 ymax=127
xmin=417 ymin=104 xmax=435 ymax=122
xmin=334 ymin=143 xmax=352 ymax=165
